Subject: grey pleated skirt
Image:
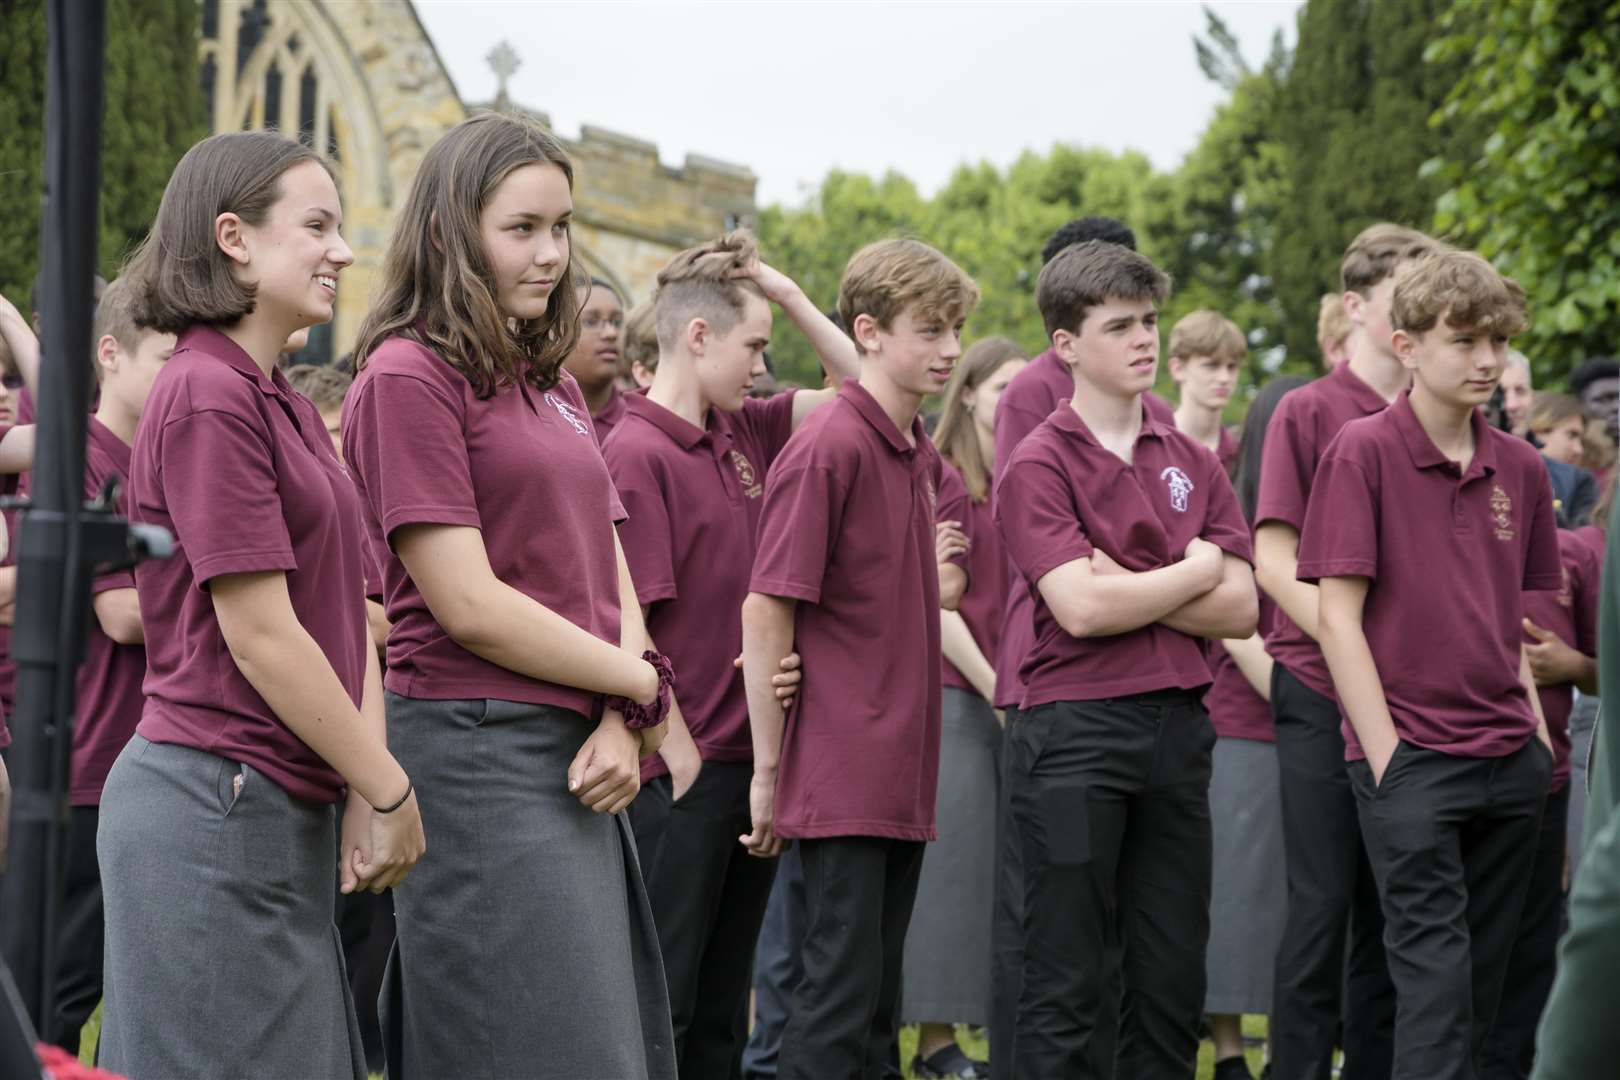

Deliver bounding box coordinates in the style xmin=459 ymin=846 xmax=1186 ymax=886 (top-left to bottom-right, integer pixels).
xmin=900 ymin=686 xmax=1000 ymax=1026
xmin=380 ymin=693 xmax=675 ymax=1080
xmin=1203 ymin=735 xmax=1286 ymax=1015
xmin=98 ymin=734 xmax=365 ymax=1080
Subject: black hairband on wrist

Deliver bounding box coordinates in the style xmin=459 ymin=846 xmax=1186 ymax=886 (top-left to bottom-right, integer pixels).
xmin=374 ymin=780 xmax=413 ymax=814
xmin=605 ymin=650 xmax=676 ymax=731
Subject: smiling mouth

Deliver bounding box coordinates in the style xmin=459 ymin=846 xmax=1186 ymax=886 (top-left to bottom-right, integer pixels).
xmin=315 ymin=274 xmax=337 ymax=294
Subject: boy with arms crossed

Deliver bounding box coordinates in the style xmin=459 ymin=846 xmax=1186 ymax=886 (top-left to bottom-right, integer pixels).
xmin=603 ymin=230 xmax=856 ymax=1077
xmin=995 ymin=240 xmax=1257 ymax=1078
xmin=741 ymin=238 xmax=978 ymax=1080
xmin=1256 ymin=223 xmax=1440 ymax=1080
xmin=1301 ymin=251 xmax=1560 ymax=1080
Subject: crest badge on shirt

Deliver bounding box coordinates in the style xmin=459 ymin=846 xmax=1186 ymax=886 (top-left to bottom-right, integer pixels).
xmin=1161 ymin=466 xmax=1194 ymax=513
xmin=543 ymin=392 xmax=590 ymax=437
xmin=1490 ymin=483 xmax=1515 ymax=541
xmin=730 ymin=450 xmax=762 ymax=498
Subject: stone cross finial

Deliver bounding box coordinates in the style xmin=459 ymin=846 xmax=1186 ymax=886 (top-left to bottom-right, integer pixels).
xmin=488 ymin=40 xmax=520 ymax=106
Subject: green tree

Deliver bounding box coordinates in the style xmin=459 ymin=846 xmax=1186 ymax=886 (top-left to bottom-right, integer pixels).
xmin=0 ymin=0 xmax=204 ymax=310
xmin=1428 ymin=0 xmax=1620 ymax=383
xmin=1268 ymin=0 xmax=1468 ymax=366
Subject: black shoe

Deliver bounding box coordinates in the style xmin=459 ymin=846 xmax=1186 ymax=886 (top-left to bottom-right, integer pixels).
xmin=1213 ymin=1056 xmax=1256 ymax=1080
xmin=912 ymin=1044 xmax=990 ymax=1079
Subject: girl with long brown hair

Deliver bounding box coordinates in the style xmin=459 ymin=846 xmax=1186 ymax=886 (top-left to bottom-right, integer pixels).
xmin=901 ymin=335 xmax=1025 ymax=1078
xmin=342 ymin=112 xmax=675 ymax=1079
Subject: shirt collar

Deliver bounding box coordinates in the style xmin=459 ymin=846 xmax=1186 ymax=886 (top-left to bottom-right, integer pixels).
xmin=174 ymin=324 xmax=282 ymax=395
xmin=1331 ymin=360 xmax=1399 ymax=416
xmin=841 ymin=378 xmax=924 ymax=455
xmin=87 ymin=415 xmax=132 ymax=471
xmin=622 ymin=391 xmax=710 ymax=451
xmin=1046 ymin=396 xmax=1173 ymax=449
xmin=1389 ymin=389 xmax=1498 ymax=479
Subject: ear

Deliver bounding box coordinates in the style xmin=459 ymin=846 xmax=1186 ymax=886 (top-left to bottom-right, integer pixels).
xmin=1391 ymin=328 xmax=1419 ymax=370
xmin=1342 ymin=289 xmax=1366 ymax=325
xmin=1052 ymin=327 xmax=1081 ymax=369
xmin=1167 ymin=354 xmax=1188 ymax=382
xmin=851 ymin=313 xmax=882 ymax=356
xmin=215 ymin=212 xmax=250 ymax=266
xmin=684 ymin=316 xmax=709 ymax=356
xmin=95 ymin=334 xmax=120 ymax=377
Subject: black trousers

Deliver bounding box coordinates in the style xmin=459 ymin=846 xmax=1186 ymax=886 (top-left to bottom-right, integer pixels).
xmin=1005 ymin=691 xmax=1213 ymax=1080
xmin=741 ymin=843 xmax=805 ymax=1080
xmin=990 ymin=709 xmax=1023 ymax=1080
xmin=1351 ymin=739 xmax=1551 ymax=1080
xmin=1269 ymin=666 xmax=1395 ymax=1080
xmin=51 ymin=805 xmax=104 ymax=1055
xmin=779 ymin=835 xmax=925 ymax=1080
xmin=636 ymin=761 xmax=778 ymax=1080
xmin=1479 ymin=785 xmax=1570 ymax=1080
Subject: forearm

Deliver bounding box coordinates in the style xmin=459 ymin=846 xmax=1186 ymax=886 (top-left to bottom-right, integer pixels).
xmin=941 ymin=608 xmax=996 ymax=703
xmin=776 ymin=284 xmax=858 ymax=384
xmin=226 ymin=621 xmax=406 ymax=807
xmin=1522 ymin=646 xmax=1550 ymax=741
xmin=451 ymin=583 xmax=649 ymax=699
xmin=1219 ymin=632 xmax=1275 ymax=702
xmin=1317 ymin=608 xmax=1398 ymax=761
xmin=742 ymin=593 xmax=796 ymax=775
xmin=939 ymin=563 xmax=966 ymax=611
xmin=365 ymin=599 xmax=390 ymax=656
xmin=1255 ymin=524 xmax=1319 ymax=639
xmin=615 ymin=530 xmax=651 ymax=656
xmin=1051 ymin=557 xmax=1216 ymax=638
xmin=0 ymin=427 xmax=35 ymax=475
xmin=1159 ymin=559 xmax=1258 ymax=639
xmin=1574 ymin=656 xmax=1599 ymax=696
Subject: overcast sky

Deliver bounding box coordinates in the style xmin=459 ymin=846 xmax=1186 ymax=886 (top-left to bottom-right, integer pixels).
xmin=415 ymin=0 xmax=1303 ymax=208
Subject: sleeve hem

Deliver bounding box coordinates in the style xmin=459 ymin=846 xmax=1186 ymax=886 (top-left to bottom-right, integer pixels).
xmin=1022 ymin=543 xmax=1094 ymax=587
xmin=1295 ymin=559 xmax=1376 ymax=583
xmin=749 ymin=578 xmax=822 ymax=605
xmin=192 ymin=550 xmax=298 ymax=586
xmin=380 ymin=505 xmax=483 ymax=539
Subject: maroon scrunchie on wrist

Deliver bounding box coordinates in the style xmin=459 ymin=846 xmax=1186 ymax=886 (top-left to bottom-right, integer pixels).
xmin=604 ymin=650 xmax=675 ymax=731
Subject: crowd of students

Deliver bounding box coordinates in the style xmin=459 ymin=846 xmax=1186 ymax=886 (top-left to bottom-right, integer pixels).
xmin=0 ymin=109 xmax=1612 ymax=1080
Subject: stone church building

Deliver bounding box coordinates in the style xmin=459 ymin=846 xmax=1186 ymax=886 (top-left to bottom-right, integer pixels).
xmin=200 ymin=0 xmax=758 ymax=363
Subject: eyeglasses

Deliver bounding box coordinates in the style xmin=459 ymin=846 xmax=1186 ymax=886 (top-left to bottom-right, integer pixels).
xmin=582 ymin=315 xmax=624 ymax=331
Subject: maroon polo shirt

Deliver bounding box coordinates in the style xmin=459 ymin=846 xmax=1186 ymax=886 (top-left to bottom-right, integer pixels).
xmin=1202 ymin=591 xmax=1278 ymax=743
xmin=132 ymin=326 xmax=369 ymax=803
xmin=343 ymin=336 xmax=625 ymax=719
xmin=1256 ymin=362 xmax=1395 ymax=699
xmin=1297 ymin=391 xmax=1563 ymax=760
xmin=991 ymin=346 xmax=1176 ymax=709
xmin=591 ymin=385 xmax=627 ymax=443
xmin=1218 ymin=425 xmax=1239 ymax=476
xmin=1572 ymin=524 xmax=1605 ymax=564
xmin=1522 ymin=529 xmax=1600 ymax=793
xmin=995 ymin=401 xmax=1254 ymax=709
xmin=938 ymin=458 xmax=1007 ymax=694
xmin=750 ymin=379 xmax=944 ymax=842
xmin=71 ymin=418 xmax=145 ymax=805
xmin=603 ymin=390 xmax=798 ymax=781
xmin=0 ymin=458 xmax=17 ymax=749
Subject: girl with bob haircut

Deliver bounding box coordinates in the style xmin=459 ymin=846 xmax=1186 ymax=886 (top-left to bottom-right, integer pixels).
xmin=900 ymin=335 xmax=1025 ymax=1079
xmin=99 ymin=130 xmax=425 ymax=1079
xmin=343 ymin=111 xmax=676 ymax=1079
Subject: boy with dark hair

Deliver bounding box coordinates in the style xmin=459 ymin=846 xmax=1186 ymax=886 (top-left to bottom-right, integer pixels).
xmin=742 ymin=237 xmax=978 ymax=1080
xmin=996 ymin=239 xmax=1257 ymax=1077
xmin=1568 ymin=355 xmax=1619 ymax=439
xmin=1302 ymin=250 xmax=1559 ymax=1080
xmin=988 ymin=216 xmax=1173 ymax=1079
xmin=1254 ymin=222 xmax=1442 ymax=1080
xmin=1167 ymin=309 xmax=1245 ymax=472
xmin=52 ymin=277 xmax=175 ymax=1052
xmin=604 ymin=229 xmax=854 ymax=1078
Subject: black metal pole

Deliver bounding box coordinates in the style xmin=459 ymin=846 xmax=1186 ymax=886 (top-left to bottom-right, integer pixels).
xmin=0 ymin=0 xmax=106 ymax=1051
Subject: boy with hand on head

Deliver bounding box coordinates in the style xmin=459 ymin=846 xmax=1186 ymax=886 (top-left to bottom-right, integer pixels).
xmin=741 ymin=238 xmax=978 ymax=1080
xmin=1301 ymin=251 xmax=1560 ymax=1080
xmin=1167 ymin=309 xmax=1244 ymax=473
xmin=1255 ymin=223 xmax=1441 ymax=1080
xmin=52 ymin=278 xmax=175 ymax=1052
xmin=602 ymin=229 xmax=855 ymax=1078
xmin=995 ymin=239 xmax=1257 ymax=1078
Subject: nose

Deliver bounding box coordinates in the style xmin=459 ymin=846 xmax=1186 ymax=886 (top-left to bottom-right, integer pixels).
xmin=329 ymin=231 xmax=355 ymax=270
xmin=535 ymin=234 xmax=563 ymax=270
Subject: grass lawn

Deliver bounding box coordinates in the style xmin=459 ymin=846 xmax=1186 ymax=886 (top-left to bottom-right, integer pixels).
xmin=80 ymin=1007 xmax=1269 ymax=1078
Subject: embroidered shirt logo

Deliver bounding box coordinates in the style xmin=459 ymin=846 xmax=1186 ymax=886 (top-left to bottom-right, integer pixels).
xmin=730 ymin=450 xmax=762 ymax=498
xmin=1489 ymin=483 xmax=1515 ymax=541
xmin=543 ymin=392 xmax=590 ymax=437
xmin=1161 ymin=466 xmax=1194 ymax=513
